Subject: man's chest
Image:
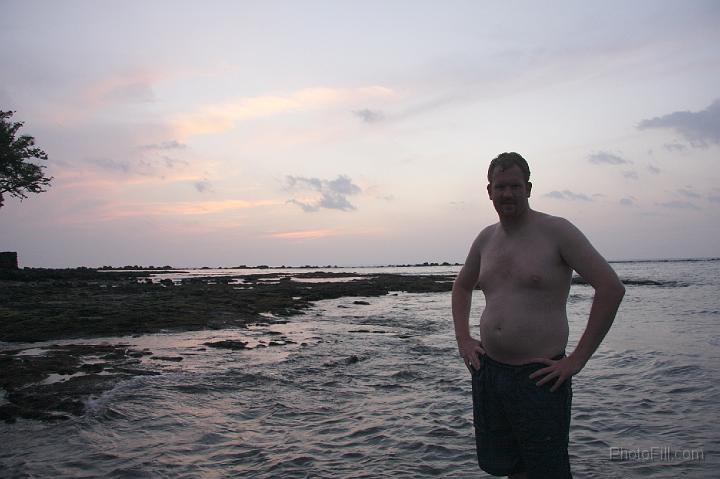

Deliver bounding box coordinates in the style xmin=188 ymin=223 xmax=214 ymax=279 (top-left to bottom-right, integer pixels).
xmin=477 ymin=236 xmax=568 ymax=290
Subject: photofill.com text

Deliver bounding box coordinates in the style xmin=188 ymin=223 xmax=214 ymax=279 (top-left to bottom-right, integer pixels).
xmin=609 ymin=446 xmax=704 ymax=462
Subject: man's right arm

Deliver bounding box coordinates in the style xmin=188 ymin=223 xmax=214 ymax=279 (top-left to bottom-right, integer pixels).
xmin=452 ymin=229 xmax=488 ymax=371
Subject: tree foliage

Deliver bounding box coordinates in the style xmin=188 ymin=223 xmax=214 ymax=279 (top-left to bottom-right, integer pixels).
xmin=0 ymin=110 xmax=53 ymax=208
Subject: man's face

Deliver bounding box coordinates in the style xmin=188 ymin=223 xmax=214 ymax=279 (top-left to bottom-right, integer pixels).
xmin=487 ymin=164 xmax=532 ymax=218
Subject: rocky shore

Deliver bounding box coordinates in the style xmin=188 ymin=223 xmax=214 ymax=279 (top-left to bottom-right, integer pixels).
xmin=0 ymin=268 xmax=455 ymax=423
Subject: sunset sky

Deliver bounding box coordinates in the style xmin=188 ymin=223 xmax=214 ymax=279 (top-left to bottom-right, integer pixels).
xmin=2 ymin=1 xmax=719 ymax=267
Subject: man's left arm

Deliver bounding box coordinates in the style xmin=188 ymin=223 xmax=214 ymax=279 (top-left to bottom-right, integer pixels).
xmin=531 ymin=218 xmax=626 ymax=391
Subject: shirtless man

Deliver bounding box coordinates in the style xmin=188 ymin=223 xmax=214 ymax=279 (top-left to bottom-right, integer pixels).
xmin=452 ymin=152 xmax=625 ymax=478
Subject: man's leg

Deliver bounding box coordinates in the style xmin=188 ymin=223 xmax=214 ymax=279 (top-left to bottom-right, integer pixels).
xmin=472 ymin=358 xmax=525 ymax=477
xmin=505 ymin=369 xmax=573 ymax=479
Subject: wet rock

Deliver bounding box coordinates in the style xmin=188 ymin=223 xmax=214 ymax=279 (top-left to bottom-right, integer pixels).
xmin=108 ymin=367 xmax=160 ymax=376
xmin=0 ymin=344 xmax=157 ymax=423
xmin=80 ymin=363 xmax=104 ymax=373
xmin=151 ymin=356 xmax=184 ymax=362
xmin=128 ymin=351 xmax=152 ymax=358
xmin=1 ymin=269 xmax=458 ymax=343
xmin=203 ymin=340 xmax=248 ymax=350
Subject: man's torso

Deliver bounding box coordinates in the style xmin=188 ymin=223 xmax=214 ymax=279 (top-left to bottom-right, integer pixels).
xmin=476 ymin=212 xmax=573 ymax=364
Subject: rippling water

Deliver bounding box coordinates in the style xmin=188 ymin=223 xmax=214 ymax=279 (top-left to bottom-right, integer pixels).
xmin=1 ymin=260 xmax=719 ymax=478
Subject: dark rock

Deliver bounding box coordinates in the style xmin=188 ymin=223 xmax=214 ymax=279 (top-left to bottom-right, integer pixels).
xmin=151 ymin=356 xmax=184 ymax=362
xmin=128 ymin=351 xmax=152 ymax=358
xmin=353 ymin=300 xmax=370 ymax=305
xmin=203 ymin=340 xmax=248 ymax=350
xmin=0 ymin=344 xmax=157 ymax=423
xmin=80 ymin=363 xmax=104 ymax=373
xmin=1 ymin=269 xmax=460 ymax=344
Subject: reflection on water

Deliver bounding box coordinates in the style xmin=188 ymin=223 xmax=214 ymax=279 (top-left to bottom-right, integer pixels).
xmin=1 ymin=260 xmax=719 ymax=478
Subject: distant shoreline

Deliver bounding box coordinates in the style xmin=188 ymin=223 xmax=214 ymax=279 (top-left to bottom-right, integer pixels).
xmin=10 ymin=257 xmax=719 ymax=272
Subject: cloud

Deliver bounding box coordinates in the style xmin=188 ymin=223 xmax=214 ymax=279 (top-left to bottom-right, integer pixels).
xmin=86 ymin=72 xmax=160 ymax=105
xmin=85 ymin=156 xmax=176 ymax=178
xmin=623 ymin=171 xmax=639 ymax=180
xmin=163 ymin=156 xmax=189 ymax=169
xmin=663 ymin=142 xmax=687 ymax=152
xmin=544 ymin=190 xmax=592 ymax=201
xmin=268 ymin=229 xmax=340 ymax=240
xmin=588 ymin=151 xmax=630 ymax=165
xmin=141 ymin=140 xmax=187 ymax=151
xmin=637 ymin=99 xmax=720 ymax=148
xmin=677 ymin=188 xmax=701 ymax=199
xmin=657 ymin=201 xmax=700 ymax=210
xmin=194 ymin=179 xmax=212 ymax=193
xmin=286 ymin=176 xmax=323 ymax=191
xmin=325 ymin=175 xmax=361 ymax=195
xmin=174 ymin=86 xmax=394 ymax=138
xmin=285 ymin=174 xmax=362 ymax=212
xmin=620 ymin=197 xmax=636 ymax=207
xmin=286 ymin=199 xmax=320 ymax=212
xmin=318 ymin=193 xmax=355 ymax=210
xmin=104 ymin=82 xmax=155 ymax=103
xmin=708 ymin=195 xmax=720 ymax=204
xmin=647 ymin=164 xmax=661 ymax=174
xmin=353 ymin=108 xmax=384 ymax=123
xmin=87 ymin=157 xmax=131 ymax=173
xmin=107 ymin=199 xmax=279 ymax=218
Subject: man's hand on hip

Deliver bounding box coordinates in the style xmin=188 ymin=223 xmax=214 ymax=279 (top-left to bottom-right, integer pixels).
xmin=529 ymin=355 xmax=584 ymax=392
xmin=457 ymin=337 xmax=485 ymax=372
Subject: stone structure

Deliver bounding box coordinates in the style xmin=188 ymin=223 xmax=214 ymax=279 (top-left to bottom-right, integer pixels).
xmin=0 ymin=252 xmax=19 ymax=270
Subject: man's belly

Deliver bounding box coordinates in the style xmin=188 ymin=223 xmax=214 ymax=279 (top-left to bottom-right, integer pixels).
xmin=479 ymin=310 xmax=569 ymax=365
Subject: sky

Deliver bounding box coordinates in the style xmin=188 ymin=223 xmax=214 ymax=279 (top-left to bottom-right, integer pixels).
xmin=1 ymin=0 xmax=719 ymax=267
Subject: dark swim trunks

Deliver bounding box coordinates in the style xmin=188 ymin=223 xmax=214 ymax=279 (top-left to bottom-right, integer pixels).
xmin=471 ymin=354 xmax=572 ymax=478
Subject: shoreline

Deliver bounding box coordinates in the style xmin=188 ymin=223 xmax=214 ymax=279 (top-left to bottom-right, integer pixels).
xmin=0 ymin=266 xmax=681 ymax=423
xmin=0 ymin=269 xmax=455 ymax=343
xmin=0 ymin=268 xmax=455 ymax=423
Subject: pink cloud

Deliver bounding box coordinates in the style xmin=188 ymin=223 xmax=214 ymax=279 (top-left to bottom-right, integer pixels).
xmin=173 ymin=86 xmax=395 ymax=138
xmin=267 ymin=229 xmax=341 ymax=240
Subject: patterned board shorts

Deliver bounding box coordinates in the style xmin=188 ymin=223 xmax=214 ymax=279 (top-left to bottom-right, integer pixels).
xmin=471 ymin=353 xmax=573 ymax=478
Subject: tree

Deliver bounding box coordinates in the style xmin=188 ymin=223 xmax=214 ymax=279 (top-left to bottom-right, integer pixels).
xmin=0 ymin=110 xmax=52 ymax=208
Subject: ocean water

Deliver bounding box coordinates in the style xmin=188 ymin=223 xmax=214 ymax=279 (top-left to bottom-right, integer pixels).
xmin=1 ymin=260 xmax=718 ymax=478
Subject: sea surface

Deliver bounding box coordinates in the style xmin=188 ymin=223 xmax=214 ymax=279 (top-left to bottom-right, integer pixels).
xmin=1 ymin=260 xmax=719 ymax=478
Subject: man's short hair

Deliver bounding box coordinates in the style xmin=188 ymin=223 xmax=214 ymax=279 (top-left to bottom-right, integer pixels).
xmin=487 ymin=152 xmax=531 ymax=184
